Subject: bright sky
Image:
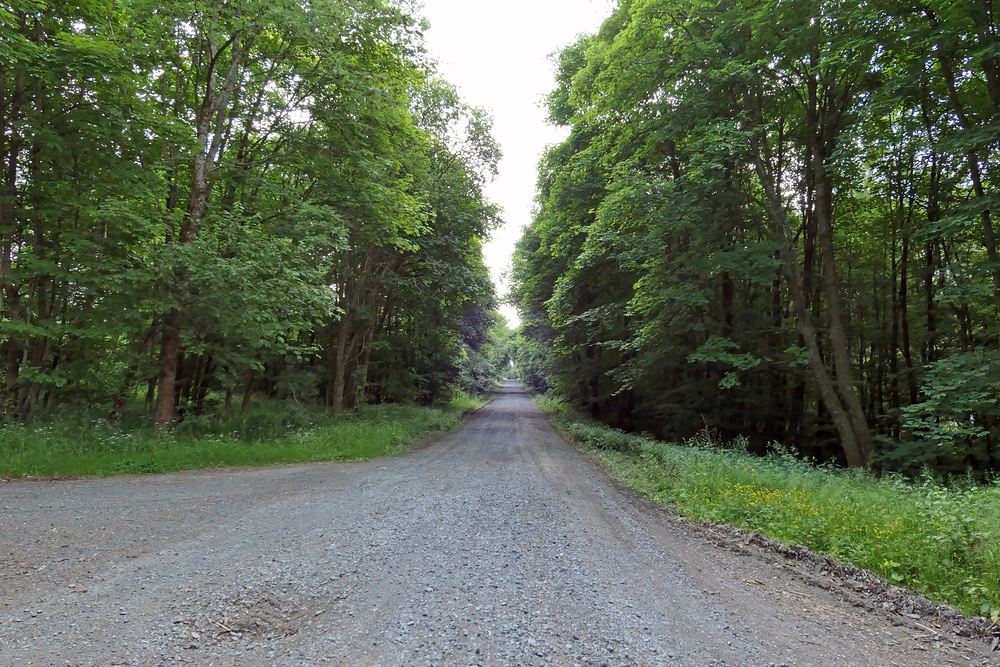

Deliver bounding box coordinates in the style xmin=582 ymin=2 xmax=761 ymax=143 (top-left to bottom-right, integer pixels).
xmin=418 ymin=0 xmax=615 ymax=327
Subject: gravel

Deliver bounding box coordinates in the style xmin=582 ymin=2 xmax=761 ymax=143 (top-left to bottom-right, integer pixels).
xmin=1 ymin=381 xmax=995 ymax=666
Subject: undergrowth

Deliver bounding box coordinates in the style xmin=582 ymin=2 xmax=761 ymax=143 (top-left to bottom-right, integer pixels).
xmin=0 ymin=398 xmax=477 ymax=479
xmin=537 ymin=396 xmax=1000 ymax=621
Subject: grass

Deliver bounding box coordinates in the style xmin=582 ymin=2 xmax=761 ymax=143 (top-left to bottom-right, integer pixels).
xmin=535 ymin=395 xmax=1000 ymax=621
xmin=0 ymin=397 xmax=484 ymax=479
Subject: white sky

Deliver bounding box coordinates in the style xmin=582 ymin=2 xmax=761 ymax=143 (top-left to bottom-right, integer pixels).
xmin=418 ymin=0 xmax=615 ymax=327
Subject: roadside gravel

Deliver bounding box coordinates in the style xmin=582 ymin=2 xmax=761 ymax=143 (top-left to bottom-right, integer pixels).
xmin=1 ymin=381 xmax=995 ymax=666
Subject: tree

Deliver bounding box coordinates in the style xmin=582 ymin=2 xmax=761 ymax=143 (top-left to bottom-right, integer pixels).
xmin=0 ymin=0 xmax=503 ymax=427
xmin=512 ymin=0 xmax=1000 ymax=474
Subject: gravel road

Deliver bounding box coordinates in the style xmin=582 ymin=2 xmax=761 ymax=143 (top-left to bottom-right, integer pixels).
xmin=1 ymin=381 xmax=995 ymax=667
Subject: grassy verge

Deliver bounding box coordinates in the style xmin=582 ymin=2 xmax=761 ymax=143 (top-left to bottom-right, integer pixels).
xmin=535 ymin=395 xmax=1000 ymax=621
xmin=0 ymin=398 xmax=483 ymax=479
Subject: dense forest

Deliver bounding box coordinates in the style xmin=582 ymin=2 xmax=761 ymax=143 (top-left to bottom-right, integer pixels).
xmin=512 ymin=0 xmax=1000 ymax=474
xmin=0 ymin=0 xmax=509 ymax=428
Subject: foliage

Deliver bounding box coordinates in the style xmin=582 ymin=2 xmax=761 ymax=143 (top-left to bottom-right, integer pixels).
xmin=512 ymin=0 xmax=1000 ymax=475
xmin=457 ymin=314 xmax=514 ymax=396
xmin=0 ymin=1 xmax=502 ymax=425
xmin=901 ymin=350 xmax=1000 ymax=447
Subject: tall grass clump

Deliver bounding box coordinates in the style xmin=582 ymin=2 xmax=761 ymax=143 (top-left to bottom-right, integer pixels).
xmin=0 ymin=399 xmax=469 ymax=479
xmin=546 ymin=400 xmax=1000 ymax=620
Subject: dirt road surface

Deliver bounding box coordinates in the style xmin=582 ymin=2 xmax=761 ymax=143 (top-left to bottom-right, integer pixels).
xmin=1 ymin=381 xmax=995 ymax=666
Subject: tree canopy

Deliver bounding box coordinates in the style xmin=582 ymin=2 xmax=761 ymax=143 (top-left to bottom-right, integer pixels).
xmin=1 ymin=0 xmax=507 ymax=426
xmin=512 ymin=0 xmax=1000 ymax=474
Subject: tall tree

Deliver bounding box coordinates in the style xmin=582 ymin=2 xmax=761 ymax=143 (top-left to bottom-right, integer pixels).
xmin=513 ymin=0 xmax=1000 ymax=473
xmin=0 ymin=0 xmax=505 ymax=427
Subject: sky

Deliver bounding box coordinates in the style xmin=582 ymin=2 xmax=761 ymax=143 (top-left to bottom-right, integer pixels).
xmin=417 ymin=0 xmax=615 ymax=326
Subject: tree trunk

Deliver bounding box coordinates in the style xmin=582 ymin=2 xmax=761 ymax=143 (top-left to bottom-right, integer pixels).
xmin=195 ymin=353 xmax=213 ymax=412
xmin=354 ymin=326 xmax=376 ymax=409
xmin=331 ymin=315 xmax=350 ymax=418
xmin=900 ymin=235 xmax=917 ymax=406
xmin=151 ymin=26 xmax=247 ymax=428
xmin=752 ymin=135 xmax=867 ymax=467
xmin=807 ymin=67 xmax=874 ymax=464
xmin=145 ymin=378 xmax=156 ymax=412
xmin=175 ymin=352 xmax=190 ymax=408
xmin=153 ymin=312 xmax=181 ymax=428
xmin=889 ymin=217 xmax=901 ymax=435
xmin=2 ymin=283 xmax=21 ymax=409
xmin=241 ymin=372 xmax=254 ymax=411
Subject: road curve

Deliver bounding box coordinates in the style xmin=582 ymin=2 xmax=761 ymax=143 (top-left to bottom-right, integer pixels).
xmin=0 ymin=381 xmax=992 ymax=666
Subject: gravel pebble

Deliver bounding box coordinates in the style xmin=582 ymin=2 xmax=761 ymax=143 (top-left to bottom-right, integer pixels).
xmin=0 ymin=382 xmax=994 ymax=666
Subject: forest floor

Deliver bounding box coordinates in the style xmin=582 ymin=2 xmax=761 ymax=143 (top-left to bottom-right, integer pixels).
xmin=0 ymin=381 xmax=996 ymax=666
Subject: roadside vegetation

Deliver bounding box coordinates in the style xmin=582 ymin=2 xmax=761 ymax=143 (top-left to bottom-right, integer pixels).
xmin=536 ymin=396 xmax=1000 ymax=622
xmin=511 ymin=0 xmax=1000 ymax=477
xmin=0 ymin=396 xmax=488 ymax=479
xmin=1 ymin=1 xmax=509 ymax=432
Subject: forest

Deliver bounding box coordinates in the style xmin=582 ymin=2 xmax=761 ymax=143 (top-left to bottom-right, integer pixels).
xmin=0 ymin=0 xmax=511 ymax=431
xmin=512 ymin=0 xmax=1000 ymax=475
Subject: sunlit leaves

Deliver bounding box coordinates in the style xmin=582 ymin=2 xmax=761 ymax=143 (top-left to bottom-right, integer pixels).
xmin=0 ymin=0 xmax=502 ymax=421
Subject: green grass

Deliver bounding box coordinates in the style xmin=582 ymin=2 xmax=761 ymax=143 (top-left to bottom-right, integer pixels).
xmin=536 ymin=397 xmax=1000 ymax=620
xmin=0 ymin=400 xmax=473 ymax=479
xmin=446 ymin=392 xmax=492 ymax=415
